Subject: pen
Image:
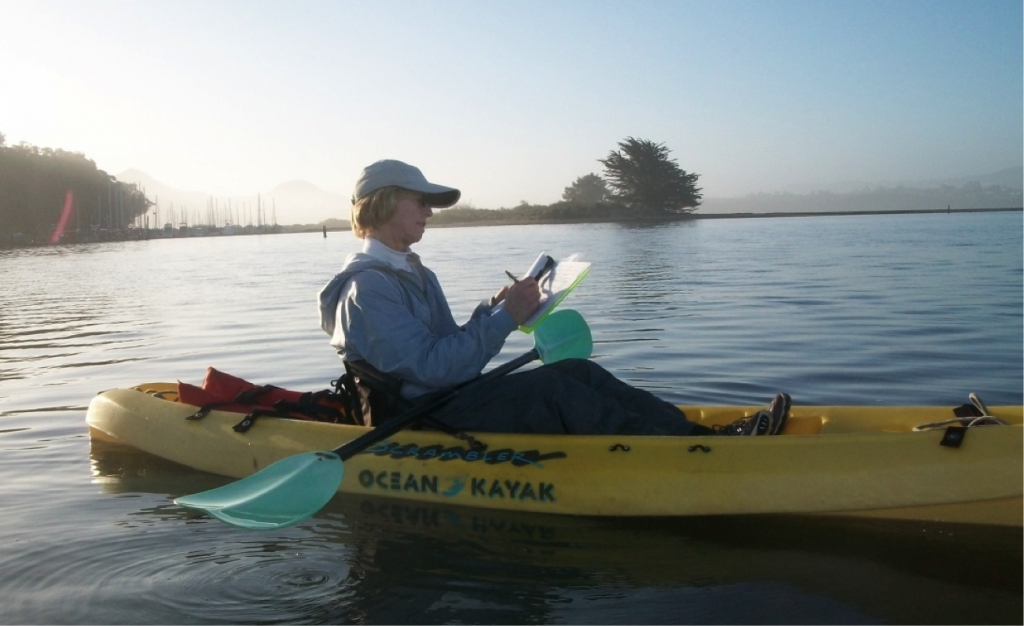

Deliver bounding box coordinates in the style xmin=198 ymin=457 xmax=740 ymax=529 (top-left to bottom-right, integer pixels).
xmin=505 ymin=270 xmax=519 ymax=283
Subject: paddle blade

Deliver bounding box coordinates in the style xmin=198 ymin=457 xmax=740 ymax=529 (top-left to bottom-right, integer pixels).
xmin=533 ymin=309 xmax=593 ymax=363
xmin=174 ymin=451 xmax=344 ymax=529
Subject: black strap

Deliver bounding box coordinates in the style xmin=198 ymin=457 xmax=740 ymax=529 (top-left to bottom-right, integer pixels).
xmin=271 ymin=390 xmax=349 ymax=423
xmin=334 ymin=373 xmax=365 ymax=425
xmin=185 ymin=385 xmax=280 ymax=421
xmin=189 ymin=384 xmax=357 ymax=427
xmin=342 ymin=360 xmax=487 ymax=450
xmin=344 ymin=360 xmax=409 ymax=426
xmin=952 ymin=403 xmax=983 ymax=418
xmin=233 ymin=409 xmax=282 ymax=433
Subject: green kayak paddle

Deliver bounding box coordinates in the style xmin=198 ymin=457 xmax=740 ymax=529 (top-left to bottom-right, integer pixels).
xmin=174 ymin=308 xmax=593 ymax=530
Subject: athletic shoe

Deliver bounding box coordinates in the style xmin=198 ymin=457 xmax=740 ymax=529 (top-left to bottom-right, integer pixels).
xmin=714 ymin=393 xmax=792 ymax=436
xmin=714 ymin=411 xmax=772 ymax=436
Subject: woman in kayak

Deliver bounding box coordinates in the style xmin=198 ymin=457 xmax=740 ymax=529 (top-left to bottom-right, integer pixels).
xmin=318 ymin=159 xmax=786 ymax=437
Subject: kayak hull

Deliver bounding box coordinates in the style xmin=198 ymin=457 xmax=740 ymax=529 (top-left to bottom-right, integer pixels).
xmin=86 ymin=384 xmax=1023 ymax=527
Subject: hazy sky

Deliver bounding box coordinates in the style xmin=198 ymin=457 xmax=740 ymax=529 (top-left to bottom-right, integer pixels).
xmin=2 ymin=0 xmax=1021 ymax=211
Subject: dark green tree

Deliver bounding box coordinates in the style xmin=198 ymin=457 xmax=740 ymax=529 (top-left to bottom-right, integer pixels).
xmin=0 ymin=135 xmax=152 ymax=243
xmin=562 ymin=173 xmax=610 ymax=204
xmin=599 ymin=137 xmax=702 ymax=214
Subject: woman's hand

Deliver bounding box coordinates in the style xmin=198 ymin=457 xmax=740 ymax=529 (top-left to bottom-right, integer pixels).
xmin=500 ymin=278 xmax=541 ymax=325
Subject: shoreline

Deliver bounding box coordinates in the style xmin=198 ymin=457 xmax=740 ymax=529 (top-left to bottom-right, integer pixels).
xmin=352 ymin=206 xmax=1024 ymax=232
xmin=6 ymin=208 xmax=1019 ymax=246
xmin=306 ymin=206 xmax=1022 ymax=234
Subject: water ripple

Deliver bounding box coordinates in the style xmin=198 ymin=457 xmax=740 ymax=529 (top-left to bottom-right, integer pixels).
xmin=0 ymin=517 xmax=358 ymax=624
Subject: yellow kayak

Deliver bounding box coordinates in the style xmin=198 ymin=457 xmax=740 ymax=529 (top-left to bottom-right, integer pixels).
xmin=85 ymin=383 xmax=1023 ymax=527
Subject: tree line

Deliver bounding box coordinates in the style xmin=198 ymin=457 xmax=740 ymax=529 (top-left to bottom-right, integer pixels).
xmin=0 ymin=131 xmax=151 ymax=245
xmin=432 ymin=137 xmax=703 ymax=226
xmin=0 ymin=133 xmax=702 ymax=243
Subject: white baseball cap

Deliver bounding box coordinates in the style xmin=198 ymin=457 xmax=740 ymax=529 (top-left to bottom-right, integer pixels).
xmin=351 ymin=159 xmax=461 ymax=207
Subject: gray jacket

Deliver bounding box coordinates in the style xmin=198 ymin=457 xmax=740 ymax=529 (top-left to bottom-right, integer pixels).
xmin=318 ymin=252 xmax=518 ymax=399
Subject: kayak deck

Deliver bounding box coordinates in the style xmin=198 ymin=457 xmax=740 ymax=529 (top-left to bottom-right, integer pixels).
xmin=86 ymin=383 xmax=1024 ymax=527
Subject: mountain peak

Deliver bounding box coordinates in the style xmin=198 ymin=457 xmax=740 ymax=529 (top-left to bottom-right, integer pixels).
xmin=115 ymin=170 xmax=344 ymax=224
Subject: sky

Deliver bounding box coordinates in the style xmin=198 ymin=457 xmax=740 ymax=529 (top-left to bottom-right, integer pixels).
xmin=1 ymin=0 xmax=1021 ymax=218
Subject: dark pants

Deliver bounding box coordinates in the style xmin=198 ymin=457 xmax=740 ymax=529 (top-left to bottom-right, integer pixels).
xmin=429 ymin=359 xmax=701 ymax=436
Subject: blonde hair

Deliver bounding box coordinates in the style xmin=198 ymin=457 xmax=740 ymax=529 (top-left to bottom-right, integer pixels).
xmin=350 ymin=186 xmax=417 ymax=239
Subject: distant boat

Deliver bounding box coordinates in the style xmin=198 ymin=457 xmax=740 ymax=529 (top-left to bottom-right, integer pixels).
xmin=223 ymin=224 xmax=236 ymax=236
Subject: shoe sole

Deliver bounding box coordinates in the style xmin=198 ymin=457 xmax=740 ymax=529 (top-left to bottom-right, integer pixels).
xmin=768 ymin=393 xmax=792 ymax=435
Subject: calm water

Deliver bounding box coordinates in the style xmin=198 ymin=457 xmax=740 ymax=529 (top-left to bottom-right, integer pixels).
xmin=1 ymin=212 xmax=1021 ymax=624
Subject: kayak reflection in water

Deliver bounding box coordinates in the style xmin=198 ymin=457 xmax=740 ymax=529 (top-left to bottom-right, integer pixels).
xmin=317 ymin=159 xmax=786 ymax=437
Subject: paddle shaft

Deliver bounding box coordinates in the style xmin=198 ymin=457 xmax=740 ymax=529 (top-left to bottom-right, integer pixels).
xmin=332 ymin=347 xmax=539 ymax=460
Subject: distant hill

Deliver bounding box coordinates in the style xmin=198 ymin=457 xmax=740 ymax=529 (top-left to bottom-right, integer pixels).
xmin=117 ymin=169 xmax=211 ymax=220
xmin=118 ymin=166 xmax=1022 ymax=224
xmin=947 ymin=166 xmax=1023 ymax=190
xmin=762 ymin=166 xmax=1023 ymax=196
xmin=701 ymin=166 xmax=1023 ymax=214
xmin=116 ymin=170 xmax=345 ymax=226
xmin=265 ymin=180 xmax=347 ymax=223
